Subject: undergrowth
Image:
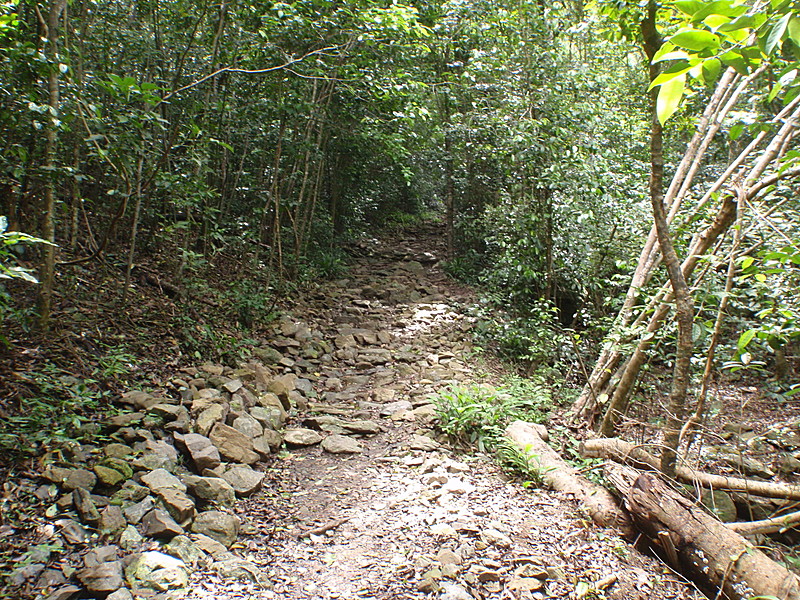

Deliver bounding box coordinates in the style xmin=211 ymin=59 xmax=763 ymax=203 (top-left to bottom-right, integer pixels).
xmin=431 ymin=378 xmax=554 ymax=485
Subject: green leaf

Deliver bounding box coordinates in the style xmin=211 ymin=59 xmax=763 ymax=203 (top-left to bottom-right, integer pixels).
xmin=702 ymin=57 xmax=722 ymax=82
xmin=720 ymin=50 xmax=748 ymax=75
xmin=649 ymin=61 xmax=695 ymax=89
xmin=738 ymin=329 xmax=757 ymax=352
xmin=669 ymin=28 xmax=721 ymax=52
xmin=766 ymin=12 xmax=792 ymax=55
xmin=656 ymin=73 xmax=686 ymax=125
xmin=674 ymin=1 xmax=704 ymax=17
xmin=788 ymin=16 xmax=800 ymax=45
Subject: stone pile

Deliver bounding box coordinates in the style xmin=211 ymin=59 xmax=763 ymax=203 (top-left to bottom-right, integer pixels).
xmin=27 ymin=315 xmax=393 ymax=600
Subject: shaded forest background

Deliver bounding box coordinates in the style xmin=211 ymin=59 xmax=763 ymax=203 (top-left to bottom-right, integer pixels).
xmin=2 ymin=0 xmax=800 ymax=463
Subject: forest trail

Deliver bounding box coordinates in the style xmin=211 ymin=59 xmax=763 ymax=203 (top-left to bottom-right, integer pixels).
xmin=181 ymin=223 xmax=700 ymax=600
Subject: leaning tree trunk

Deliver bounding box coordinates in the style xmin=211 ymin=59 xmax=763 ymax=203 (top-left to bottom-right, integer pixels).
xmin=600 ymin=12 xmax=695 ymax=471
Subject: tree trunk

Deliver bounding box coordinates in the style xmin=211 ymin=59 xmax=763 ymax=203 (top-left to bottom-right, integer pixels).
xmin=582 ymin=437 xmax=800 ymax=501
xmin=505 ymin=421 xmax=633 ymax=535
xmin=37 ymin=0 xmax=68 ymax=331
xmin=608 ymin=467 xmax=800 ymax=600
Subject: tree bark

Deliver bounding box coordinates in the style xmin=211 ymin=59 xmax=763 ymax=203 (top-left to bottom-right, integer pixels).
xmin=582 ymin=437 xmax=800 ymax=501
xmin=505 ymin=421 xmax=633 ymax=535
xmin=609 ymin=467 xmax=800 ymax=600
xmin=37 ymin=0 xmax=68 ymax=331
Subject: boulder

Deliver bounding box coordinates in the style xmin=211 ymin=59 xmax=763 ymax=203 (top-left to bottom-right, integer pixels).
xmin=140 ymin=468 xmax=186 ymax=493
xmin=221 ymin=466 xmax=264 ymax=496
xmin=141 ymin=509 xmax=184 ymax=538
xmin=321 ymin=435 xmax=363 ymax=454
xmin=125 ymin=551 xmax=188 ymax=591
xmin=73 ymin=487 xmax=101 ymax=524
xmin=77 ymin=561 xmax=124 ymax=594
xmin=156 ymin=488 xmax=196 ymax=523
xmin=209 ymin=423 xmax=259 ymax=465
xmin=191 ymin=511 xmax=240 ymax=547
xmin=174 ymin=432 xmax=221 ymax=472
xmin=232 ymin=413 xmax=263 ymax=439
xmin=284 ymin=428 xmax=322 ymax=447
xmin=250 ymin=404 xmax=285 ymax=430
xmin=164 ymin=535 xmax=206 ymax=566
xmin=196 ymin=404 xmax=227 ymax=436
xmin=183 ymin=475 xmax=236 ymax=506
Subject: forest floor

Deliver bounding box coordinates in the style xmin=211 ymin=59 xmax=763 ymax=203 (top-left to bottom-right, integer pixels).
xmin=175 ymin=223 xmax=703 ymax=600
xmin=1 ymin=222 xmax=709 ymax=600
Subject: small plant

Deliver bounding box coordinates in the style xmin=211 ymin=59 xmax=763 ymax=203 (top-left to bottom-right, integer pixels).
xmin=495 ymin=440 xmax=551 ymax=487
xmin=0 ymin=364 xmax=112 ymax=459
xmin=432 ymin=382 xmax=549 ymax=453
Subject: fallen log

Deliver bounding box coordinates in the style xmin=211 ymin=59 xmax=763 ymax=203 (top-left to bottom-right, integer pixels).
xmin=582 ymin=437 xmax=800 ymax=501
xmin=607 ymin=465 xmax=800 ymax=600
xmin=505 ymin=421 xmax=632 ymax=535
xmin=728 ymin=508 xmax=800 ymax=536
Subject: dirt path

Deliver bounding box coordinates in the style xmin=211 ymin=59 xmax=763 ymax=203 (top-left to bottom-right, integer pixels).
xmin=181 ymin=223 xmax=702 ymax=600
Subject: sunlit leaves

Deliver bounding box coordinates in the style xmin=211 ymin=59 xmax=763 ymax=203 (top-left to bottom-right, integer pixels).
xmin=656 ymin=73 xmax=686 ymax=124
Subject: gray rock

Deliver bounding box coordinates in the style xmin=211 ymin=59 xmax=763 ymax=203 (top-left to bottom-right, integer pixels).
xmin=191 ymin=511 xmax=240 ymax=547
xmin=118 ymin=525 xmax=144 ymax=551
xmin=121 ymin=390 xmax=159 ymax=410
xmin=111 ymin=481 xmax=149 ymax=504
xmin=123 ymin=496 xmax=155 ymax=524
xmin=215 ymin=557 xmax=261 ymax=582
xmin=183 ymin=475 xmax=236 ymax=506
xmin=106 ymin=589 xmax=134 ymax=600
xmin=284 ymin=428 xmax=323 ymax=446
xmin=190 ymin=533 xmax=229 ymax=558
xmin=700 ymin=489 xmax=738 ymax=522
xmin=321 ymin=434 xmax=363 ymax=454
xmin=62 ymin=468 xmax=97 ymax=491
xmin=718 ymin=453 xmax=776 ymax=479
xmin=410 ymin=435 xmax=440 ymax=451
xmin=253 ymin=431 xmax=283 ymax=457
xmin=209 ymin=423 xmax=260 ymax=465
xmin=233 ymin=413 xmax=264 ymax=439
xmin=141 ymin=509 xmax=184 ymax=538
xmin=44 ymin=585 xmax=82 ymax=600
xmin=99 ymin=506 xmax=127 ymax=534
xmin=223 ymin=379 xmax=243 ymax=393
xmin=93 ymin=464 xmax=129 ymax=487
xmin=140 ymin=468 xmax=186 ymax=493
xmin=222 ymin=466 xmax=264 ymax=496
xmin=125 ymin=551 xmax=188 ymax=591
xmin=480 ymin=528 xmax=512 ymax=548
xmin=73 ymin=487 xmax=101 ymax=524
xmin=441 ymin=583 xmax=475 ymax=600
xmin=83 ymin=545 xmax=119 ymax=567
xmin=58 ymin=519 xmax=89 ymax=544
xmin=249 ymin=405 xmax=285 ymax=430
xmin=175 ymin=432 xmax=221 ymax=472
xmin=77 ymin=561 xmax=124 ymax=593
xmin=253 ymin=347 xmax=283 ymax=364
xmin=379 ymin=399 xmax=413 ymax=416
xmin=156 ymin=487 xmax=196 ymax=523
xmin=10 ymin=563 xmax=45 ymax=586
xmin=104 ymin=443 xmax=134 ymax=459
xmin=164 ymin=535 xmax=206 ymax=566
xmin=196 ymin=404 xmax=227 ymax=436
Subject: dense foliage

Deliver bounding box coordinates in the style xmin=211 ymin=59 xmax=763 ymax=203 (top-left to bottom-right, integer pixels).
xmin=2 ymin=0 xmax=800 ymax=437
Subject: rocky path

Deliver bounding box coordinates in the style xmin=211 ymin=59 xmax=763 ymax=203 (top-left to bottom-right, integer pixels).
xmin=180 ymin=224 xmax=700 ymax=600
xmin=9 ymin=223 xmax=704 ymax=600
